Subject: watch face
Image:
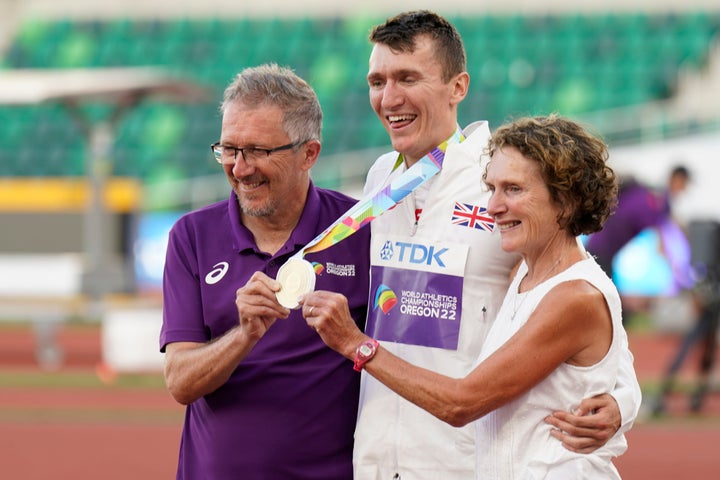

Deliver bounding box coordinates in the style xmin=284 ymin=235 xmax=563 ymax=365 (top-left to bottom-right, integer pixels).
xmin=359 ymin=344 xmax=373 ymax=357
xmin=353 ymin=339 xmax=378 ymax=371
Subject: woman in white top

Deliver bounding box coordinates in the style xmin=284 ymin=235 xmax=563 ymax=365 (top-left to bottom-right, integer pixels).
xmin=302 ymin=114 xmax=634 ymax=478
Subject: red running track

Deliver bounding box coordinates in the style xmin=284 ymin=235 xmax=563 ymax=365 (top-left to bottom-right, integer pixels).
xmin=0 ymin=325 xmax=718 ymax=479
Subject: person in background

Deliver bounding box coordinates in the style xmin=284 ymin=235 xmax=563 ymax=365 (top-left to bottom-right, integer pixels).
xmin=666 ymin=165 xmax=690 ymax=202
xmin=302 ymin=114 xmax=635 ymax=479
xmin=586 ymin=165 xmax=691 ymax=283
xmin=331 ymin=10 xmax=640 ymax=479
xmin=159 ymin=63 xmax=370 ymax=479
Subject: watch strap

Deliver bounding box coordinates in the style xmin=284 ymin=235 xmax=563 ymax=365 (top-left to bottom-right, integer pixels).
xmin=353 ymin=338 xmax=379 ymax=372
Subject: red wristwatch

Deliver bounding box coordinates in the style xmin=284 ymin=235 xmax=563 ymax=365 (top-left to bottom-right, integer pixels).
xmin=353 ymin=338 xmax=379 ymax=371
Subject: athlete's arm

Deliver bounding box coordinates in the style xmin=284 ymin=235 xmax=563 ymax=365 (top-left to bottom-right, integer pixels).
xmin=546 ymin=335 xmax=640 ymax=453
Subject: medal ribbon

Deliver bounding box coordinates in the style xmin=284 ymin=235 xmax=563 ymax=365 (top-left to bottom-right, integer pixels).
xmin=297 ymin=128 xmax=464 ymax=257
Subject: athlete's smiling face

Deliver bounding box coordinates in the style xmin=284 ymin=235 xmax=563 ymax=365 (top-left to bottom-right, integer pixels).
xmin=219 ymin=102 xmax=317 ymax=222
xmin=367 ymin=34 xmax=468 ymax=166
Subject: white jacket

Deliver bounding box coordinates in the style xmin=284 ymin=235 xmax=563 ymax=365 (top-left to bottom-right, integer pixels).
xmin=355 ymin=122 xmax=519 ymax=479
xmin=354 ymin=121 xmax=640 ymax=480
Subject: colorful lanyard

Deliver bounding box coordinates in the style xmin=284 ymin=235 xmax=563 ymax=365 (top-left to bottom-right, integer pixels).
xmin=297 ymin=127 xmax=464 ymax=257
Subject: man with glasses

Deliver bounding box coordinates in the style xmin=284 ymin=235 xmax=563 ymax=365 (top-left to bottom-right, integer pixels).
xmin=160 ymin=63 xmax=370 ymax=479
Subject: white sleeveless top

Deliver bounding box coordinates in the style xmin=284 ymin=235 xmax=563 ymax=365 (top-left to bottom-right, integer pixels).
xmin=474 ymin=257 xmax=627 ymax=479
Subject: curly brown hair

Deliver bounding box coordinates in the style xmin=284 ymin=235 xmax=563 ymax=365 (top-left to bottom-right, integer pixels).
xmin=485 ymin=115 xmax=618 ymax=236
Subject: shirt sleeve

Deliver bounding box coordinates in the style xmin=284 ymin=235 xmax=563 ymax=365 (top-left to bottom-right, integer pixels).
xmin=159 ymin=219 xmax=208 ymax=351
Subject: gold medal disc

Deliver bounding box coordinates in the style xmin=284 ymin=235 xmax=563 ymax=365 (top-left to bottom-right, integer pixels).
xmin=275 ymin=258 xmax=316 ymax=309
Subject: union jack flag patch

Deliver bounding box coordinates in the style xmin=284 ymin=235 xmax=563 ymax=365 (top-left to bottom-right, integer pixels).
xmin=451 ymin=202 xmax=494 ymax=232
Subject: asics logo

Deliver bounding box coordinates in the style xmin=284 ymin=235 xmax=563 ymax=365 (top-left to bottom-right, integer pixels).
xmin=205 ymin=262 xmax=229 ymax=285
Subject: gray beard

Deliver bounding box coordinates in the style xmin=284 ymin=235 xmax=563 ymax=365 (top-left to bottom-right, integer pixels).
xmin=239 ymin=199 xmax=277 ymax=218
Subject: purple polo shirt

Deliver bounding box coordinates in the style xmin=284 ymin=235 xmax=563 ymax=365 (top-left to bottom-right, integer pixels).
xmin=160 ymin=182 xmax=370 ymax=480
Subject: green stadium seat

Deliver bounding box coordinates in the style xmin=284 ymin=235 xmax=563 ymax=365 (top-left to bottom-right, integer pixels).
xmin=2 ymin=12 xmax=719 ymax=178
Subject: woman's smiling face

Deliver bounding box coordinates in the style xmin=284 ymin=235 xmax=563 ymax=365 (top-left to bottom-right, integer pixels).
xmin=485 ymin=146 xmax=563 ymax=259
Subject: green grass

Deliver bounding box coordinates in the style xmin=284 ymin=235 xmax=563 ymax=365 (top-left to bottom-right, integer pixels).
xmin=0 ymin=370 xmax=167 ymax=390
xmin=0 ymin=408 xmax=183 ymax=425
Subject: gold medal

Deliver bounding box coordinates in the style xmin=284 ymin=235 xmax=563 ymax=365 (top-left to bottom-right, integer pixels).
xmin=275 ymin=258 xmax=316 ymax=309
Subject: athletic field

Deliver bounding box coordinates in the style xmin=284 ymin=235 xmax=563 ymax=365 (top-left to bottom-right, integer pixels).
xmin=1 ymin=322 xmax=718 ymax=479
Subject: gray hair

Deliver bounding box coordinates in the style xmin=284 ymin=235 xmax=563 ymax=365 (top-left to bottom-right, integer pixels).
xmin=221 ymin=63 xmax=322 ymax=143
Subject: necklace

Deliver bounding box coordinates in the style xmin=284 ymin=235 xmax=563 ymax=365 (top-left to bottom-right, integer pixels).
xmin=511 ymin=252 xmax=567 ymax=321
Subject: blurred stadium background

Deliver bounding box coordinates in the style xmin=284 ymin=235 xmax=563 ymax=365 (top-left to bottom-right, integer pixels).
xmin=1 ymin=0 xmax=720 ymax=478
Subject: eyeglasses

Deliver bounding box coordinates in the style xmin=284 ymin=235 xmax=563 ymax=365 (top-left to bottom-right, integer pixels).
xmin=210 ymin=140 xmax=304 ymax=165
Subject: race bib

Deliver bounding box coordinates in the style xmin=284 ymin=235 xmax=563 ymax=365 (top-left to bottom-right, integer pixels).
xmin=367 ymin=234 xmax=468 ymax=349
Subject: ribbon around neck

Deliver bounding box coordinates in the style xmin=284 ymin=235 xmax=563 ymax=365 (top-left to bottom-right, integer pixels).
xmin=297 ymin=128 xmax=465 ymax=257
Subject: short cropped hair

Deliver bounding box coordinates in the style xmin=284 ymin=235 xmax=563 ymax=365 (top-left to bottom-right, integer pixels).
xmin=670 ymin=164 xmax=690 ymax=181
xmin=221 ymin=63 xmax=322 ymax=143
xmin=486 ymin=115 xmax=618 ymax=236
xmin=369 ymin=10 xmax=466 ymax=82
